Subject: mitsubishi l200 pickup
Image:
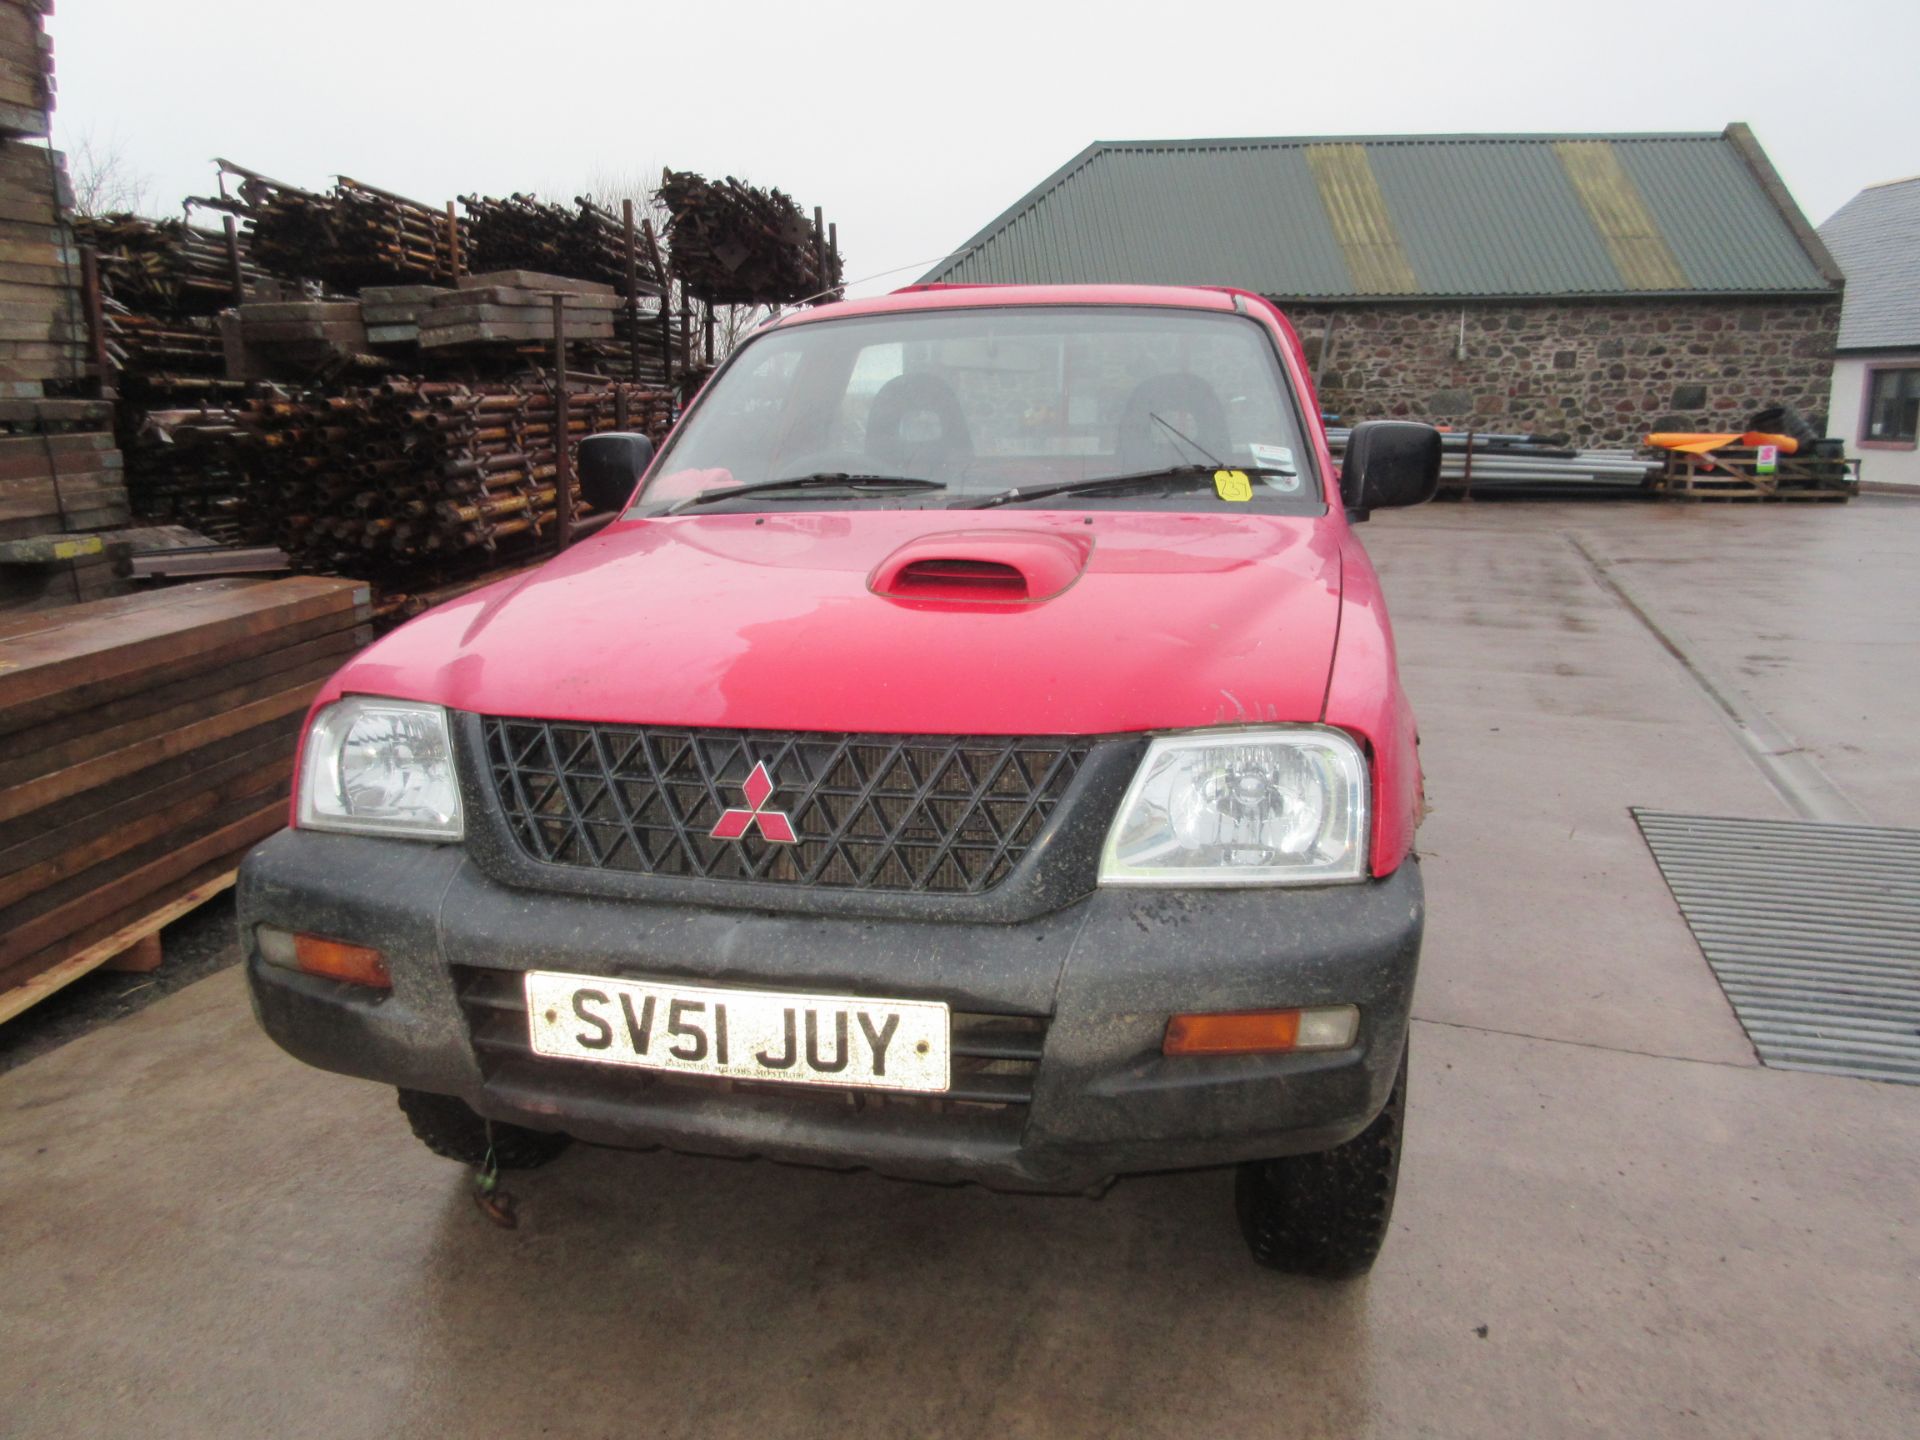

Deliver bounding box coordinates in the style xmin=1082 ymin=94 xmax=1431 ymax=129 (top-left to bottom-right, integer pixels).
xmin=239 ymin=283 xmax=1440 ymax=1275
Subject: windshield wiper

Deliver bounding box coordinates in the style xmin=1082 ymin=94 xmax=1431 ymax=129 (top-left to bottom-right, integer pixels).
xmin=952 ymin=465 xmax=1298 ymax=511
xmin=666 ymin=472 xmax=946 ymax=515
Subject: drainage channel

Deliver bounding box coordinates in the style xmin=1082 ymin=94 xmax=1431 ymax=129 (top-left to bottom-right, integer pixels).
xmin=1565 ymin=534 xmax=1865 ymax=825
xmin=1635 ymin=810 xmax=1920 ymax=1085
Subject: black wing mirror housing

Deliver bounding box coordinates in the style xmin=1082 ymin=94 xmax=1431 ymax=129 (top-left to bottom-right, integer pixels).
xmin=577 ymin=432 xmax=656 ymax=515
xmin=1338 ymin=421 xmax=1442 ymax=519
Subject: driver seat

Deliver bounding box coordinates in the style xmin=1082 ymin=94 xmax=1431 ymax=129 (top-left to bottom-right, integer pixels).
xmin=866 ymin=373 xmax=973 ymax=476
xmin=1115 ymin=372 xmax=1229 ymax=472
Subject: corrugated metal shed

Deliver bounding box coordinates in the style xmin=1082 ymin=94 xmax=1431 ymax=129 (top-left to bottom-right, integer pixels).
xmin=928 ymin=128 xmax=1838 ymax=301
xmin=1819 ymin=176 xmax=1920 ymax=351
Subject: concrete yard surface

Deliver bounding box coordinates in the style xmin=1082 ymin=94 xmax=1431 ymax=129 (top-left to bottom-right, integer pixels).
xmin=3 ymin=498 xmax=1918 ymax=1438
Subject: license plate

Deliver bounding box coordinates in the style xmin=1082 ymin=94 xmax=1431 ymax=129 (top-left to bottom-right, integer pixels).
xmin=523 ymin=971 xmax=950 ymax=1093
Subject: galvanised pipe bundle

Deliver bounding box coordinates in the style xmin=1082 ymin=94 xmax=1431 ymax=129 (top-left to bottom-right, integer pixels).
xmin=1324 ymin=428 xmax=1661 ymax=494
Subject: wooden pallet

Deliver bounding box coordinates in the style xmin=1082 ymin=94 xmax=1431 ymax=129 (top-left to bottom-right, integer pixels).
xmin=0 ymin=866 xmax=237 ymax=1025
xmin=1657 ymin=449 xmax=1857 ymax=503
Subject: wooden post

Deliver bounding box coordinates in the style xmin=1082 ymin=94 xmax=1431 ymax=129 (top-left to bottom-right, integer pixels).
xmin=681 ymin=294 xmax=692 ymax=367
xmin=222 ymin=215 xmax=246 ymax=305
xmin=641 ymin=218 xmax=673 ymax=388
xmin=78 ymin=246 xmax=114 ymax=398
xmin=552 ymin=296 xmax=573 ymax=550
xmin=702 ymin=302 xmax=715 ymax=365
xmin=446 ymin=201 xmax=463 ymax=278
xmin=812 ymin=206 xmax=826 ymax=302
xmin=622 ymin=198 xmax=642 ymax=385
xmin=828 ymin=221 xmax=839 ymax=298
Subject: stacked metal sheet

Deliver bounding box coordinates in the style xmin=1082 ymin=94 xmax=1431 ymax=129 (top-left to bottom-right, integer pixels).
xmin=1325 ymin=427 xmax=1661 ymax=496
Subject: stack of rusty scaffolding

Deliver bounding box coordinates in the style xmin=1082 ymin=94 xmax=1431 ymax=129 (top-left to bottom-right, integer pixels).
xmin=206 ymin=160 xmax=461 ymax=289
xmin=658 ymin=169 xmax=841 ymax=305
xmin=460 ymin=193 xmax=664 ymax=297
xmin=73 ymin=213 xmax=261 ymax=316
xmin=128 ymin=378 xmax=673 ymax=582
xmin=74 ymin=212 xmax=261 ymax=396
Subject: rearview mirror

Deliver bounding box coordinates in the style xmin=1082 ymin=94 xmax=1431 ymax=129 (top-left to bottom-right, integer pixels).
xmin=578 ymin=432 xmax=655 ymax=515
xmin=1339 ymin=421 xmax=1441 ymax=518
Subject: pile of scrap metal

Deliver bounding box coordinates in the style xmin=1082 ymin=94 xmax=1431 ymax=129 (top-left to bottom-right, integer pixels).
xmin=1325 ymin=427 xmax=1662 ymax=496
xmin=658 ymin=169 xmax=841 ymax=305
xmin=129 ymin=378 xmax=673 ymax=584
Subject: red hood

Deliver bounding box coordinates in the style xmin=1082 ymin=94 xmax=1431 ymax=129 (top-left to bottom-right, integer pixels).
xmin=330 ymin=510 xmax=1344 ymax=735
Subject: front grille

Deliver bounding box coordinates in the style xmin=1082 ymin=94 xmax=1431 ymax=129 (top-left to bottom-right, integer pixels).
xmin=453 ymin=966 xmax=1048 ymax=1113
xmin=482 ymin=718 xmax=1089 ymax=894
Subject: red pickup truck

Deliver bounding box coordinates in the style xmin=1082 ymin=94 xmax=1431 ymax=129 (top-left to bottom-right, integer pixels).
xmin=239 ymin=283 xmax=1439 ymax=1275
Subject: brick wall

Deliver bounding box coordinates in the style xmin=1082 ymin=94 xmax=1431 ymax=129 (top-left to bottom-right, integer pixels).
xmin=1284 ymin=296 xmax=1842 ymax=448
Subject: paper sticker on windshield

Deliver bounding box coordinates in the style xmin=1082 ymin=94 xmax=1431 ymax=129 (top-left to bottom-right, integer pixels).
xmin=1248 ymin=443 xmax=1297 ymax=474
xmin=1213 ymin=469 xmax=1253 ymax=502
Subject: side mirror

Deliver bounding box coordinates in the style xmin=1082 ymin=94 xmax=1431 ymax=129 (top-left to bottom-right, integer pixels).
xmin=1339 ymin=421 xmax=1441 ymax=518
xmin=577 ymin=432 xmax=655 ymax=515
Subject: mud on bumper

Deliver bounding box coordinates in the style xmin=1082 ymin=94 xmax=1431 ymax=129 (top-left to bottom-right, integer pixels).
xmin=239 ymin=830 xmax=1422 ymax=1193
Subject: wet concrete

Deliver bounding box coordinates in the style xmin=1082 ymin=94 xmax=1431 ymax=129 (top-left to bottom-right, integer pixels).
xmin=3 ymin=500 xmax=1917 ymax=1437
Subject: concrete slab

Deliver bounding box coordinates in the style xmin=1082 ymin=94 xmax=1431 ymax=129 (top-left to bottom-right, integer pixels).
xmin=1364 ymin=507 xmax=1775 ymax=1064
xmin=1 ymin=970 xmax=1913 ymax=1439
xmin=3 ymin=498 xmax=1916 ymax=1438
xmin=1564 ymin=497 xmax=1920 ymax=827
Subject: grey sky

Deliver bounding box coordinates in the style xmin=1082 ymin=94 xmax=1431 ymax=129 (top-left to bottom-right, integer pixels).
xmin=51 ymin=0 xmax=1920 ymax=298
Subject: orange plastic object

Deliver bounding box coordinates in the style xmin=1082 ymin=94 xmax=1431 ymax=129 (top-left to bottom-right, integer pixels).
xmin=1164 ymin=1009 xmax=1302 ymax=1056
xmin=1646 ymin=431 xmax=1800 ymax=455
xmin=293 ymin=933 xmax=391 ymax=989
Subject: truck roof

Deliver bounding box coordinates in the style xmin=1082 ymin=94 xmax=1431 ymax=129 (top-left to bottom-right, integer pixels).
xmin=766 ymin=282 xmax=1243 ymax=329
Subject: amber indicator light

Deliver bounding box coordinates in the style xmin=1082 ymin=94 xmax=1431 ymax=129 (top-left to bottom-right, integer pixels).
xmin=294 ymin=933 xmax=391 ymax=989
xmin=1164 ymin=1009 xmax=1303 ymax=1056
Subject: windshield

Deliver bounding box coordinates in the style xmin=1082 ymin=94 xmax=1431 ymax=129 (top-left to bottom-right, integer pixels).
xmin=632 ymin=305 xmax=1323 ymax=515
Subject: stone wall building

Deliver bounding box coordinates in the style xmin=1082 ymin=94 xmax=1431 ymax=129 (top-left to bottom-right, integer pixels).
xmin=927 ymin=126 xmax=1843 ymax=449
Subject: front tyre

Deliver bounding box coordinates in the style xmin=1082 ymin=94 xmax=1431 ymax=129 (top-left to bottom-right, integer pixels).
xmin=1235 ymin=1041 xmax=1407 ymax=1277
xmin=396 ymin=1088 xmax=571 ymax=1169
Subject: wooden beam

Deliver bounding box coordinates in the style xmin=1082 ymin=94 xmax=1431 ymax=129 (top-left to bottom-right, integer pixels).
xmin=0 ymin=868 xmax=237 ymax=1026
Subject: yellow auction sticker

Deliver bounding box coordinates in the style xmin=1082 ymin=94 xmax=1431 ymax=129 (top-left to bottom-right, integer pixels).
xmin=1213 ymin=469 xmax=1252 ymax=502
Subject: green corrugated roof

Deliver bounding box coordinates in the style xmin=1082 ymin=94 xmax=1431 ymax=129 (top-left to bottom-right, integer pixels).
xmin=925 ymin=128 xmax=1837 ymax=300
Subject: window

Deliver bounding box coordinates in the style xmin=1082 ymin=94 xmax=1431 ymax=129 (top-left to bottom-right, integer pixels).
xmin=637 ymin=306 xmax=1321 ymax=516
xmin=1863 ymin=367 xmax=1920 ymax=445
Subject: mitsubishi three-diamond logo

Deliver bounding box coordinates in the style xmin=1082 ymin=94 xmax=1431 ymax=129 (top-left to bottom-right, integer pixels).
xmin=710 ymin=760 xmax=797 ymax=843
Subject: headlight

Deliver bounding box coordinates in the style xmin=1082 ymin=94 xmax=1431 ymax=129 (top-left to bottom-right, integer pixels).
xmin=1099 ymin=727 xmax=1368 ymax=886
xmin=296 ymin=696 xmax=463 ymax=840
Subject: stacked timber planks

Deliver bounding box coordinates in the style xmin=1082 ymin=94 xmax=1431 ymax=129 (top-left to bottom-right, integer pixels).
xmin=420 ymin=275 xmax=618 ymax=349
xmin=0 ymin=133 xmax=84 ymax=395
xmin=0 ymin=430 xmax=128 ymax=538
xmin=361 ymin=284 xmax=444 ymax=347
xmin=0 ymin=415 xmax=132 ymax=611
xmin=0 ymin=576 xmax=370 ymax=1018
xmin=0 ymin=0 xmax=51 ymax=140
xmin=0 ymin=1 xmax=80 ymax=395
xmin=227 ymin=300 xmax=370 ymax=379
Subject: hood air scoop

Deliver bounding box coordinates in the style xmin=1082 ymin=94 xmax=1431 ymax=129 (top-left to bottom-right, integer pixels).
xmin=869 ymin=529 xmax=1093 ymax=605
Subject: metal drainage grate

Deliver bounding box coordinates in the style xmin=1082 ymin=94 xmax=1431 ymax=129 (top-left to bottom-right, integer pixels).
xmin=1634 ymin=810 xmax=1920 ymax=1085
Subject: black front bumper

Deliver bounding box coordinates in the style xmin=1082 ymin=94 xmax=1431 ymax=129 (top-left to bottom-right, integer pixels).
xmin=239 ymin=830 xmax=1422 ymax=1193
